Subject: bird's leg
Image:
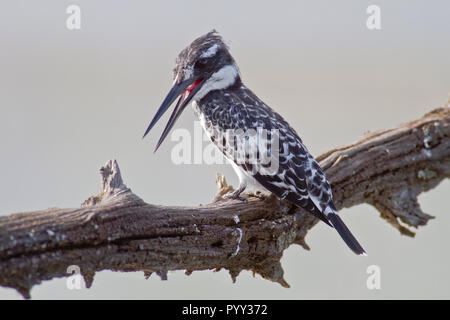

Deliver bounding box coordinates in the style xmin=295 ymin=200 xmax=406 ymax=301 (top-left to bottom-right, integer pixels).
xmin=224 ymin=183 xmax=247 ymax=202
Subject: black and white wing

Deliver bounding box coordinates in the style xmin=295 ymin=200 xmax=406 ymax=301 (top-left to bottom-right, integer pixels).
xmin=251 ymin=138 xmax=333 ymax=227
xmin=197 ymin=87 xmax=366 ymax=255
xmin=237 ymin=90 xmax=365 ymax=255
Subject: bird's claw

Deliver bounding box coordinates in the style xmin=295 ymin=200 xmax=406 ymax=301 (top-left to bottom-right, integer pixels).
xmin=223 ymin=190 xmax=248 ymax=203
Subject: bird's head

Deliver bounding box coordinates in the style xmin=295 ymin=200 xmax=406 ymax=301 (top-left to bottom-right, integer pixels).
xmin=173 ymin=30 xmax=239 ymax=95
xmin=143 ymin=30 xmax=240 ymax=151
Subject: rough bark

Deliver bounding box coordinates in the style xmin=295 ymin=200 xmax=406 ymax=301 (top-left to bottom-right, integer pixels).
xmin=0 ymin=107 xmax=448 ymax=299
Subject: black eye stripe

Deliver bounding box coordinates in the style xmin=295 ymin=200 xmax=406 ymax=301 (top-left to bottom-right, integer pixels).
xmin=195 ymin=58 xmax=208 ymax=69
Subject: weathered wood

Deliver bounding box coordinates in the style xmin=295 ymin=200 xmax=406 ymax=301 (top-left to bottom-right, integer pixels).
xmin=0 ymin=107 xmax=448 ymax=299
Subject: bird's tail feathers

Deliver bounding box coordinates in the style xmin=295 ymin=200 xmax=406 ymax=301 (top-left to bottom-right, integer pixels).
xmin=327 ymin=212 xmax=366 ymax=256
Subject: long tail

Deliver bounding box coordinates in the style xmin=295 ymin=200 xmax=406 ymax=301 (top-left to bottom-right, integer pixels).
xmin=327 ymin=212 xmax=366 ymax=255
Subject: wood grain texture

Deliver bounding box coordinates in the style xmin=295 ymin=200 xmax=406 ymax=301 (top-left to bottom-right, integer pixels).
xmin=0 ymin=107 xmax=448 ymax=299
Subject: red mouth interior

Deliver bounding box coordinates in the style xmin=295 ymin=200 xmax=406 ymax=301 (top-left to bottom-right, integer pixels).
xmin=183 ymin=79 xmax=202 ymax=95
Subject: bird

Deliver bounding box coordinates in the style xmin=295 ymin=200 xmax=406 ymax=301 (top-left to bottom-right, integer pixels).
xmin=143 ymin=30 xmax=366 ymax=255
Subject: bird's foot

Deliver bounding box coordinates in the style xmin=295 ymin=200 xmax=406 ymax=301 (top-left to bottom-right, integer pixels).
xmin=223 ymin=192 xmax=248 ymax=203
xmin=223 ymin=186 xmax=248 ymax=203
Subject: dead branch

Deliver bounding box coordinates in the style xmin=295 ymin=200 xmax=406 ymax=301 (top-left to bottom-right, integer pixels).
xmin=0 ymin=107 xmax=448 ymax=299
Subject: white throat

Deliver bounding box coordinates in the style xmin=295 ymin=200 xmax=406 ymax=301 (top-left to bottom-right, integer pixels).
xmin=193 ymin=64 xmax=239 ymax=101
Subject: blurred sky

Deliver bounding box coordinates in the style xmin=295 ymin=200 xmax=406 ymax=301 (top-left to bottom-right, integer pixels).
xmin=0 ymin=0 xmax=449 ymax=299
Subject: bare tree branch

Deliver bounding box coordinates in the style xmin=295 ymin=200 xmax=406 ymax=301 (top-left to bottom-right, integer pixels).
xmin=0 ymin=107 xmax=448 ymax=299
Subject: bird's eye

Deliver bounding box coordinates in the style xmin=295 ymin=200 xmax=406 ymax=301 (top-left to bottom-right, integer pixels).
xmin=195 ymin=58 xmax=208 ymax=69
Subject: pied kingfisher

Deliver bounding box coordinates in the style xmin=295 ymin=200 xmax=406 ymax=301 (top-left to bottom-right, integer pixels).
xmin=143 ymin=31 xmax=366 ymax=255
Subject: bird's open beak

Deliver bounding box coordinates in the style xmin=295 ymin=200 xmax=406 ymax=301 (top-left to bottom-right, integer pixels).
xmin=142 ymin=76 xmax=204 ymax=152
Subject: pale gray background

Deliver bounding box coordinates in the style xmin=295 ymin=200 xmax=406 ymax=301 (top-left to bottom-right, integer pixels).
xmin=0 ymin=0 xmax=449 ymax=299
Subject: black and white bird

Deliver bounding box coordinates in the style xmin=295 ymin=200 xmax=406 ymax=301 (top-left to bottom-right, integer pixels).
xmin=143 ymin=31 xmax=366 ymax=255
